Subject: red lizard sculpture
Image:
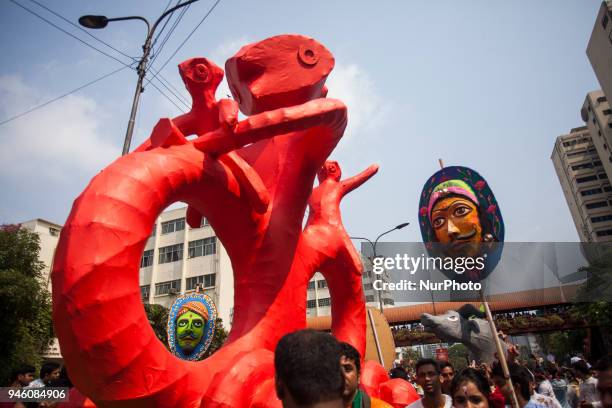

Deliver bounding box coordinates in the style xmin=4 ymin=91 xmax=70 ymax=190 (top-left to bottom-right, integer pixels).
xmin=51 ymin=34 xmax=401 ymax=407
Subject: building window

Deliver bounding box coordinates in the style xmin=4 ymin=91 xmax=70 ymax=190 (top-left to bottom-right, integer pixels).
xmin=318 ymin=297 xmax=331 ymax=307
xmin=200 ymin=217 xmax=209 ymax=228
xmin=186 ymin=274 xmax=216 ymax=290
xmin=365 ymin=295 xmax=375 ymax=302
xmin=566 ymin=150 xmax=587 ymax=157
xmin=597 ymin=229 xmax=612 ymax=237
xmin=307 ymin=281 xmax=315 ymax=290
xmin=591 ymin=214 xmax=612 ymax=223
xmin=188 ymin=237 xmax=216 ymax=258
xmin=155 ymin=279 xmax=181 ymax=295
xmin=150 ymin=224 xmax=156 ymax=237
xmin=576 ymin=175 xmax=598 ymax=184
xmin=158 ymin=243 xmax=183 ymax=264
xmin=604 ymin=14 xmax=609 ymax=29
xmin=140 ymin=249 xmax=154 ymax=268
xmin=594 ymin=160 xmax=603 ymax=167
xmin=586 ymin=201 xmax=608 ymax=210
xmin=605 ymin=186 xmax=612 ymax=192
xmin=581 ymin=188 xmax=603 ymax=196
xmin=317 ymin=280 xmax=328 ymax=289
xmin=306 ymin=299 xmax=317 ymax=309
xmin=383 ymin=298 xmax=395 ymax=305
xmin=49 ymin=227 xmax=60 ymax=236
xmin=604 ymin=109 xmax=612 ymax=115
xmin=161 ymin=218 xmax=185 ymax=234
xmin=140 ymin=285 xmax=150 ymax=299
xmin=597 ymin=96 xmax=607 ymax=103
xmin=572 ymin=163 xmax=594 ymax=171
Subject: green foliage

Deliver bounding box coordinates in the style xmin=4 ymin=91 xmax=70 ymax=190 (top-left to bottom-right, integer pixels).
xmin=571 ymin=253 xmax=612 ymax=328
xmin=535 ymin=330 xmax=587 ymax=365
xmin=402 ymin=348 xmax=421 ymax=366
xmin=203 ymin=318 xmax=228 ymax=359
xmin=0 ymin=225 xmax=53 ymax=385
xmin=448 ymin=343 xmax=469 ymax=371
xmin=144 ymin=303 xmax=169 ymax=348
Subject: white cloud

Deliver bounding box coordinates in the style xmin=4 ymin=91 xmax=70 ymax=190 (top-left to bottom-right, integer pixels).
xmin=0 ymin=75 xmax=119 ymax=182
xmin=326 ymin=63 xmax=389 ymax=147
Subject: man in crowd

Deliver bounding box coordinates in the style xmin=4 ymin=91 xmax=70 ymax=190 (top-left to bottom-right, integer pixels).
xmin=406 ymin=359 xmax=452 ymax=408
xmin=339 ymin=342 xmax=390 ymax=408
xmin=491 ymin=362 xmax=561 ymax=408
xmin=27 ymin=362 xmax=60 ymax=388
xmin=275 ymin=329 xmax=345 ymax=408
xmin=573 ymin=360 xmax=600 ymax=408
xmin=7 ymin=365 xmax=35 ymax=388
xmin=439 ymin=362 xmax=454 ymax=396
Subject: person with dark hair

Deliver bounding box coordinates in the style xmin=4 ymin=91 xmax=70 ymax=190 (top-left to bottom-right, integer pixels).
xmin=451 ymin=367 xmax=505 ymax=408
xmin=338 ymin=342 xmax=391 ymax=408
xmin=27 ymin=362 xmax=60 ymax=389
xmin=547 ymin=365 xmax=570 ymax=408
xmin=491 ymin=363 xmax=560 ymax=408
xmin=572 ymin=360 xmax=600 ymax=408
xmin=7 ymin=365 xmax=35 ymax=387
xmin=595 ymin=356 xmax=612 ymax=408
xmin=275 ymin=329 xmax=345 ymax=408
xmin=390 ymin=367 xmax=409 ymax=381
xmin=406 ymin=359 xmax=451 ymax=408
xmin=439 ymin=362 xmax=455 ymax=396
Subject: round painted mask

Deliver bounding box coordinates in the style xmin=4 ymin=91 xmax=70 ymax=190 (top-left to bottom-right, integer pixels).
xmin=418 ymin=166 xmax=504 ymax=282
xmin=167 ymin=293 xmax=217 ymax=361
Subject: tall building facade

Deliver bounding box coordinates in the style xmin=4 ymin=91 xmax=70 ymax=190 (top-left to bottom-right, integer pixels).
xmin=586 ymin=1 xmax=612 ymax=102
xmin=552 ymin=126 xmax=612 ymax=241
xmin=138 ymin=207 xmax=234 ymax=326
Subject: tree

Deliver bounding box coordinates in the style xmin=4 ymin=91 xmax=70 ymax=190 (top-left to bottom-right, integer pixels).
xmin=144 ymin=303 xmax=169 ymax=348
xmin=203 ymin=318 xmax=228 ymax=359
xmin=0 ymin=225 xmax=54 ymax=385
xmin=448 ymin=343 xmax=469 ymax=371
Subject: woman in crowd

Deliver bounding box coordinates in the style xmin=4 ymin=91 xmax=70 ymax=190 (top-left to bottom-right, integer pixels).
xmin=450 ymin=368 xmax=505 ymax=408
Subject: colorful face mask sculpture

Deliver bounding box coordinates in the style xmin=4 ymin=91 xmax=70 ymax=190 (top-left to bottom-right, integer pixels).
xmin=168 ymin=294 xmax=217 ymax=361
xmin=419 ymin=166 xmax=504 ymax=281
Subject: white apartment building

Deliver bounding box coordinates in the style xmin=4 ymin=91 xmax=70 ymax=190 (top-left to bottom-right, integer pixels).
xmin=306 ymin=253 xmax=395 ymax=318
xmin=138 ymin=207 xmax=234 ymax=326
xmin=552 ymin=126 xmax=612 ymax=242
xmin=586 ymin=1 xmax=612 ymax=103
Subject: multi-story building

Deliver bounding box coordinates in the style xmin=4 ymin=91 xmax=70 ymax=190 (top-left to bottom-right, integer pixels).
xmin=551 ymin=126 xmax=612 ymax=241
xmin=21 ymin=218 xmax=62 ymax=292
xmin=582 ymin=91 xmax=612 ymax=181
xmin=138 ymin=207 xmax=234 ymax=326
xmin=306 ymin=253 xmax=394 ymax=318
xmin=586 ymin=1 xmax=612 ymax=102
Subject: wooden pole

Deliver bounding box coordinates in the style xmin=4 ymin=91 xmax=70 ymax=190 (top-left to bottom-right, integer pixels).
xmin=438 ymin=158 xmax=445 ymax=169
xmin=367 ymin=308 xmax=385 ymax=367
xmin=480 ymin=290 xmax=520 ymax=408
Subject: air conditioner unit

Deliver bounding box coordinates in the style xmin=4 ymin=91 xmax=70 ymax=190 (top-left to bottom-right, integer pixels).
xmin=168 ymin=288 xmax=178 ymax=295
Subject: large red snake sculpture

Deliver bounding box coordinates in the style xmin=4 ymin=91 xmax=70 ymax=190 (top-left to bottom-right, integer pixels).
xmin=52 ymin=34 xmax=407 ymax=407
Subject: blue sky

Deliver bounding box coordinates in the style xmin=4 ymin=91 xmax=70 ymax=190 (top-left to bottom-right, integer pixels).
xmin=0 ymin=0 xmax=604 ymax=242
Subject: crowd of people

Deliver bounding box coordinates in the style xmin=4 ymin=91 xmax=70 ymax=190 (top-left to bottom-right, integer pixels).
xmin=4 ymin=330 xmax=611 ymax=408
xmin=274 ymin=329 xmax=612 ymax=408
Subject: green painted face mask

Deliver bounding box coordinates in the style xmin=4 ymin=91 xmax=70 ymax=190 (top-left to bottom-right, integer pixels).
xmin=176 ymin=310 xmax=205 ymax=354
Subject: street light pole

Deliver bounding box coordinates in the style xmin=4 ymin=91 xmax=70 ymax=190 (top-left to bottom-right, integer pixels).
xmin=351 ymin=222 xmax=409 ymax=312
xmin=79 ymin=0 xmax=199 ymax=156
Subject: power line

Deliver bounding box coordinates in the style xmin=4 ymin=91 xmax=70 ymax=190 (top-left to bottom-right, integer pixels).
xmin=147 ymin=0 xmax=221 ymax=85
xmin=148 ymin=80 xmax=187 ymax=113
xmin=149 ymin=74 xmax=191 ymax=111
xmin=149 ymin=2 xmax=191 ymax=69
xmin=148 ymin=66 xmax=191 ymax=107
xmin=24 ymin=0 xmax=137 ymax=63
xmin=9 ymin=0 xmax=133 ymax=68
xmin=150 ymin=0 xmax=180 ymax=52
xmin=0 ymin=65 xmax=130 ymax=126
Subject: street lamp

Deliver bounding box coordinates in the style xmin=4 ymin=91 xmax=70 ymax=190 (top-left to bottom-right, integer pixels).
xmin=79 ymin=0 xmax=199 ymax=156
xmin=351 ymin=222 xmax=409 ymax=312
